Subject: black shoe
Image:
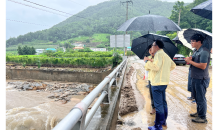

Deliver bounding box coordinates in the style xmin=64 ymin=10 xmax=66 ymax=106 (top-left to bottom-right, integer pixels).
xmin=187 ymin=97 xmax=194 ymax=100
xmin=190 ymin=112 xmax=198 ymax=117
xmin=192 ymin=117 xmax=208 ymax=123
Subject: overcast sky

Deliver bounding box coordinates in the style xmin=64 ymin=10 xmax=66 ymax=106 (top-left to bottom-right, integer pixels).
xmin=6 ymin=0 xmax=194 ymax=40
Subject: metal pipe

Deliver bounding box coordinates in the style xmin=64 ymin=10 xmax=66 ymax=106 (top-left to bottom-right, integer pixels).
xmin=53 ymin=108 xmax=82 ymax=130
xmin=85 ymin=91 xmax=107 ymax=129
xmin=53 ymin=59 xmax=126 ymax=130
xmin=109 ymin=78 xmax=115 ymax=88
xmin=81 ymin=59 xmax=126 ymax=107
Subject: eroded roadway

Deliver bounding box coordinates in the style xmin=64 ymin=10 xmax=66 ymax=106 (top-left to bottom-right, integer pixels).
xmin=116 ymin=56 xmax=212 ymax=130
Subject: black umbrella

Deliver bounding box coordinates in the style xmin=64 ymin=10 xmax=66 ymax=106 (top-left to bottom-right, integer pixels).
xmin=131 ymin=33 xmax=178 ymax=60
xmin=117 ymin=14 xmax=181 ymax=32
xmin=178 ymin=28 xmax=212 ymax=51
xmin=172 ymin=36 xmax=183 ymax=45
xmin=191 ymin=0 xmax=212 ymax=20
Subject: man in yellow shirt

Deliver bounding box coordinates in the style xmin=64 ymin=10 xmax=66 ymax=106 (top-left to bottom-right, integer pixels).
xmin=144 ymin=40 xmax=176 ymax=130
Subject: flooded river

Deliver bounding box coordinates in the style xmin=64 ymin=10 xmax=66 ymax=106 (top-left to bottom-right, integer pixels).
xmin=6 ymin=80 xmax=88 ymax=130
xmin=116 ymin=56 xmax=212 ymax=130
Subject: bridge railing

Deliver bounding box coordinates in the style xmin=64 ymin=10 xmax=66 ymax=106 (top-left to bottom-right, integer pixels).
xmin=53 ymin=59 xmax=127 ymax=130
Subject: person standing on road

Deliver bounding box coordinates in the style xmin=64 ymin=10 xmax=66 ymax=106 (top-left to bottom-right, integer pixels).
xmin=185 ymin=34 xmax=211 ymax=123
xmin=144 ymin=45 xmax=156 ymax=115
xmin=144 ymin=40 xmax=176 ymax=130
xmin=187 ymin=50 xmax=197 ymax=104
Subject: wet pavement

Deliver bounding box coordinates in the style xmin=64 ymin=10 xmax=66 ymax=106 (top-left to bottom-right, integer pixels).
xmin=116 ymin=56 xmax=212 ymax=130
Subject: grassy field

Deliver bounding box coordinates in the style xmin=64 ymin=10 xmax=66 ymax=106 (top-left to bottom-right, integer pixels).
xmin=91 ymin=33 xmax=110 ymax=43
xmin=59 ymin=33 xmax=110 ymax=45
xmin=6 ymin=44 xmax=59 ymax=51
xmin=6 ymin=51 xmax=18 ymax=55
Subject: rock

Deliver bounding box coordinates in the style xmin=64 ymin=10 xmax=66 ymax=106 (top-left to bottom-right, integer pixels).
xmin=55 ymin=94 xmax=60 ymax=98
xmin=17 ymin=85 xmax=23 ymax=89
xmin=131 ymin=127 xmax=141 ymax=130
xmin=36 ymin=90 xmax=40 ymax=92
xmin=48 ymin=95 xmax=55 ymax=99
xmin=42 ymin=84 xmax=47 ymax=88
xmin=61 ymin=100 xmax=67 ymax=104
xmin=81 ymin=84 xmax=90 ymax=92
xmin=23 ymin=84 xmax=33 ymax=90
xmin=64 ymin=92 xmax=70 ymax=96
xmin=65 ymin=97 xmax=70 ymax=101
xmin=31 ymin=83 xmax=45 ymax=90
xmin=53 ymin=89 xmax=61 ymax=93
xmin=117 ymin=120 xmax=123 ymax=125
xmin=70 ymin=89 xmax=75 ymax=92
xmin=77 ymin=92 xmax=86 ymax=95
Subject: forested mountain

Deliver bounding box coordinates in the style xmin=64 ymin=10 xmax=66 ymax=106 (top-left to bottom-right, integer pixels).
xmin=6 ymin=0 xmax=178 ymax=47
xmin=7 ymin=0 xmax=211 ymax=54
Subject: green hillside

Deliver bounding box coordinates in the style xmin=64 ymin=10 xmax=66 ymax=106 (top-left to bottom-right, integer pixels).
xmin=6 ymin=0 xmax=178 ymax=49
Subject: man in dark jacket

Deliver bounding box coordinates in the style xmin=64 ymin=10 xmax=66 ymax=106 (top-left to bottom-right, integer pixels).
xmin=185 ymin=34 xmax=210 ymax=123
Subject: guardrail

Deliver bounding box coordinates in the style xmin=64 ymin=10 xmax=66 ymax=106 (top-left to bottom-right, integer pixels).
xmin=53 ymin=59 xmax=127 ymax=130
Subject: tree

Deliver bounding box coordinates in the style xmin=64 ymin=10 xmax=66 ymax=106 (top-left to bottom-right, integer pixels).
xmin=17 ymin=45 xmax=23 ymax=55
xmin=30 ymin=47 xmax=36 ymax=55
xmin=17 ymin=45 xmax=36 ymax=55
xmin=86 ymin=39 xmax=90 ymax=43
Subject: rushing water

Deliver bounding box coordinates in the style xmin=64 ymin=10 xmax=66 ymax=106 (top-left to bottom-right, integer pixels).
xmin=6 ymin=80 xmax=87 ymax=130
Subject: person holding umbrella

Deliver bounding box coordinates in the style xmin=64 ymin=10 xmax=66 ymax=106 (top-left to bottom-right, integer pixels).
xmin=145 ymin=45 xmax=156 ymax=115
xmin=185 ymin=34 xmax=211 ymax=123
xmin=144 ymin=40 xmax=176 ymax=130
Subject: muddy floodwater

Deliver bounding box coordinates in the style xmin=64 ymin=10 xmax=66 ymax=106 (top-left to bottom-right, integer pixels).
xmin=6 ymin=80 xmax=98 ymax=130
xmin=116 ymin=56 xmax=212 ymax=130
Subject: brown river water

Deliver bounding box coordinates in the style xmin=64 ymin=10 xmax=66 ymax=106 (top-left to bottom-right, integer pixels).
xmin=116 ymin=56 xmax=212 ymax=130
xmin=6 ymin=80 xmax=89 ymax=130
xmin=6 ymin=56 xmax=213 ymax=130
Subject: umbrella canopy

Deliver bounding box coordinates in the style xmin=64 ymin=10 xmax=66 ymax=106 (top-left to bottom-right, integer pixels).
xmin=178 ymin=28 xmax=212 ymax=51
xmin=191 ymin=0 xmax=212 ymax=20
xmin=117 ymin=14 xmax=181 ymax=32
xmin=131 ymin=33 xmax=178 ymax=59
xmin=172 ymin=36 xmax=183 ymax=45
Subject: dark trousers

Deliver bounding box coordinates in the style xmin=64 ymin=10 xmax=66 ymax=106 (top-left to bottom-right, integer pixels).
xmin=191 ymin=78 xmax=210 ymax=119
xmin=152 ymin=85 xmax=168 ymax=126
xmin=188 ymin=70 xmax=194 ymax=98
xmin=148 ymin=80 xmax=155 ymax=109
xmin=152 ymin=85 xmax=167 ymax=114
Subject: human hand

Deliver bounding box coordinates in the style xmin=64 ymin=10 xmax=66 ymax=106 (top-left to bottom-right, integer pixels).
xmin=210 ymin=48 xmax=213 ymax=54
xmin=185 ymin=56 xmax=192 ymax=63
xmin=149 ymin=59 xmax=153 ymax=62
xmin=144 ymin=56 xmax=149 ymax=62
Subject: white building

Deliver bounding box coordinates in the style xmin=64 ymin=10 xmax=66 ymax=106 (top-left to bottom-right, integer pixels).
xmin=90 ymin=48 xmax=106 ymax=52
xmin=35 ymin=49 xmax=45 ymax=55
xmin=72 ymin=42 xmax=84 ymax=47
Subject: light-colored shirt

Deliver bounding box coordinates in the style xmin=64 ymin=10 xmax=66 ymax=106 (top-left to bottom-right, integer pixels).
xmin=145 ymin=49 xmax=176 ymax=86
xmin=146 ymin=55 xmax=153 ymax=81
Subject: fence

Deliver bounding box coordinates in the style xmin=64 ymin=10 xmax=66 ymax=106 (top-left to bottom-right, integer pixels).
xmin=53 ymin=59 xmax=127 ymax=130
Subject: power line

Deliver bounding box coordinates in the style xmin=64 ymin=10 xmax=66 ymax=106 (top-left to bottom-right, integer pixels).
xmin=23 ymin=0 xmax=90 ymax=20
xmin=7 ymin=19 xmax=49 ymax=26
xmin=8 ymin=0 xmax=70 ymax=17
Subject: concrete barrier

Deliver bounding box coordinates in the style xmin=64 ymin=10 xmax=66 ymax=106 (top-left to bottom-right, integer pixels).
xmin=6 ymin=69 xmax=112 ymax=84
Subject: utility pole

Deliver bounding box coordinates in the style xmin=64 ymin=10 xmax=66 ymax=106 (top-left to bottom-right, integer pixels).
xmin=120 ymin=0 xmax=133 ymax=56
xmin=178 ymin=9 xmax=181 ymax=26
xmin=176 ymin=9 xmax=181 ymax=47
